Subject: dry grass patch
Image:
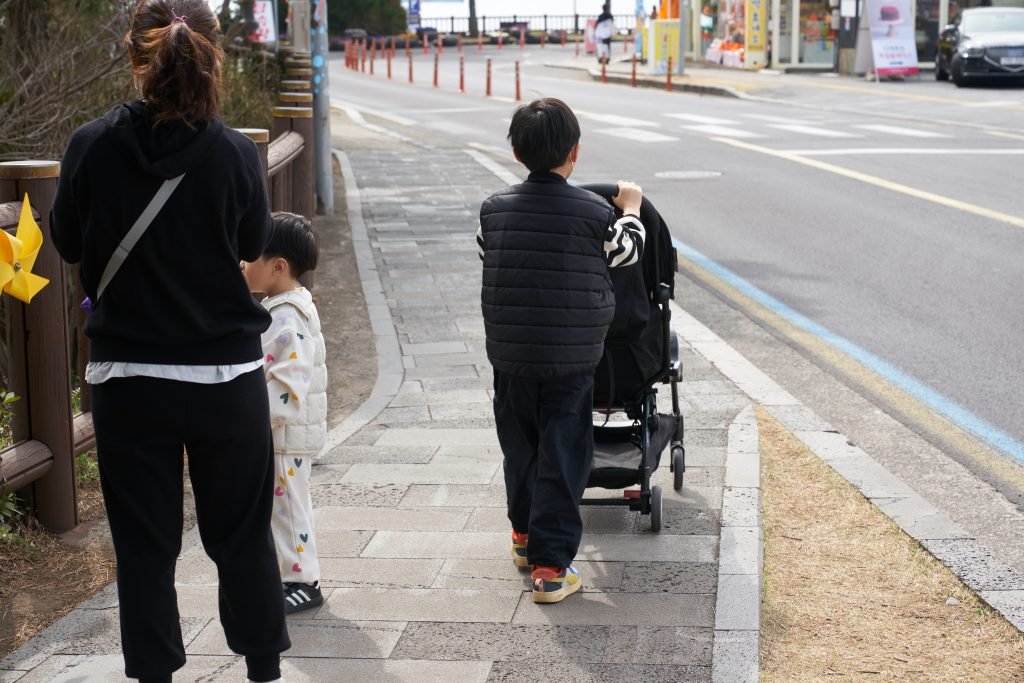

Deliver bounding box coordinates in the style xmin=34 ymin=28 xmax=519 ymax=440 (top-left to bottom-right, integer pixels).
xmin=758 ymin=405 xmax=1024 ymax=682
xmin=0 ymin=462 xmax=115 ymax=658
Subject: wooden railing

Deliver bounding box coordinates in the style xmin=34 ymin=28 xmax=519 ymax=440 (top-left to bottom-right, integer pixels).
xmin=0 ymin=51 xmax=315 ymax=531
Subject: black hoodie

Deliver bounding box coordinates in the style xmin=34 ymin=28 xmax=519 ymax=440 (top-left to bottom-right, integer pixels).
xmin=51 ymin=101 xmax=272 ymax=365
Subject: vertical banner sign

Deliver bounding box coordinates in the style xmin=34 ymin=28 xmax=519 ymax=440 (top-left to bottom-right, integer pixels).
xmin=585 ymin=18 xmax=597 ymax=54
xmin=635 ymin=0 xmax=646 ymax=54
xmin=250 ymin=0 xmax=277 ymax=43
xmin=647 ymin=19 xmax=680 ymax=74
xmin=745 ymin=0 xmax=767 ymax=68
xmin=865 ymin=0 xmax=919 ymax=76
xmin=408 ymin=0 xmax=421 ymax=33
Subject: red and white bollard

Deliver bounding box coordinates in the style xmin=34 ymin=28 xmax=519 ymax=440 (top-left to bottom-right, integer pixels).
xmin=433 ymin=52 xmax=439 ymax=88
xmin=370 ymin=41 xmax=375 ymax=75
xmin=498 ymin=33 xmax=503 ymax=50
xmin=408 ymin=54 xmax=414 ymax=83
xmin=666 ymin=56 xmax=673 ymax=92
xmin=601 ymin=61 xmax=607 ymax=83
xmin=391 ymin=36 xmax=396 ymax=59
xmin=423 ymin=34 xmax=429 ymax=55
xmin=561 ymin=31 xmax=566 ymax=48
xmin=437 ymin=33 xmax=443 ymax=55
xmin=459 ymin=55 xmax=465 ymax=92
xmin=631 ymin=52 xmax=637 ymax=87
xmin=457 ymin=35 xmax=463 ymax=53
xmin=387 ymin=48 xmax=392 ymax=79
xmin=405 ymin=34 xmax=411 ymax=56
xmin=478 ymin=32 xmax=483 ymax=52
xmin=624 ymin=33 xmax=629 ymax=53
xmin=575 ymin=37 xmax=579 ymax=58
xmin=519 ymin=28 xmax=525 ymax=50
xmin=540 ymin=32 xmax=546 ymax=49
xmin=486 ymin=57 xmax=492 ymax=96
xmin=515 ymin=61 xmax=521 ymax=101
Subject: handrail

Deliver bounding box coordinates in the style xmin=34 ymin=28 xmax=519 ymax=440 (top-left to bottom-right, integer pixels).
xmin=267 ymin=131 xmax=305 ymax=178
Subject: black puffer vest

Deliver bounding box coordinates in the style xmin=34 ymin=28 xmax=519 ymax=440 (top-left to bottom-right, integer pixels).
xmin=480 ymin=171 xmax=616 ymax=378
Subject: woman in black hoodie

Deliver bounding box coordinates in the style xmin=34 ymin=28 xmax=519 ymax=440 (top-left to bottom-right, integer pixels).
xmin=50 ymin=2 xmax=289 ymax=681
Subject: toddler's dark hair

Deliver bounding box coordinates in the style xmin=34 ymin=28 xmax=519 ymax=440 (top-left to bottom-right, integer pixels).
xmin=507 ymin=98 xmax=581 ymax=173
xmin=266 ymin=212 xmax=319 ymax=278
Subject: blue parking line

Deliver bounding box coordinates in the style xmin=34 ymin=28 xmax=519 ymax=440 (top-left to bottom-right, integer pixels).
xmin=673 ymin=237 xmax=1024 ymax=465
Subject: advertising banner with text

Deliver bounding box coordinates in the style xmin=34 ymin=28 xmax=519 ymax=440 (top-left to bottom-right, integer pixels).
xmin=865 ymin=0 xmax=919 ymax=76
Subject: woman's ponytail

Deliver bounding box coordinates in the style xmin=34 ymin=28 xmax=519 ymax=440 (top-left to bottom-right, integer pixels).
xmin=126 ymin=0 xmax=224 ymax=126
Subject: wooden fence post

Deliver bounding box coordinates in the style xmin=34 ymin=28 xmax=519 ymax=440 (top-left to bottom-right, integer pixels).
xmin=236 ymin=128 xmax=270 ymax=187
xmin=271 ymin=107 xmax=315 ymax=221
xmin=0 ymin=161 xmax=77 ymax=532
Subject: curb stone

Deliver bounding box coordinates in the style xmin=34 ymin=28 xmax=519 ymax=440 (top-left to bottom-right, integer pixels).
xmin=712 ymin=406 xmax=761 ymax=683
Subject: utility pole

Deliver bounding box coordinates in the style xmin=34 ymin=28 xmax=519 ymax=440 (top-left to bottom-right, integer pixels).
xmin=310 ymin=0 xmax=334 ymax=214
xmin=469 ymin=0 xmax=478 ymax=37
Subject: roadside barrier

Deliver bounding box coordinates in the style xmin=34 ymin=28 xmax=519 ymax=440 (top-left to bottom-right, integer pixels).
xmin=666 ymin=56 xmax=673 ymax=92
xmin=515 ymin=60 xmax=521 ymax=101
xmin=561 ymin=32 xmax=566 ymax=48
xmin=387 ymin=48 xmax=392 ymax=79
xmin=459 ymin=55 xmax=465 ymax=92
xmin=457 ymin=35 xmax=463 ymax=53
xmin=433 ymin=52 xmax=439 ymax=87
xmin=486 ymin=57 xmax=492 ymax=96
xmin=478 ymin=32 xmax=483 ymax=52
xmin=519 ymin=28 xmax=525 ymax=50
xmin=498 ymin=33 xmax=503 ymax=50
xmin=405 ymin=35 xmax=410 ymax=56
xmin=437 ymin=33 xmax=443 ymax=55
xmin=631 ymin=53 xmax=637 ymax=87
xmin=541 ymin=32 xmax=546 ymax=49
xmin=409 ymin=53 xmax=413 ymax=83
xmin=601 ymin=61 xmax=607 ymax=84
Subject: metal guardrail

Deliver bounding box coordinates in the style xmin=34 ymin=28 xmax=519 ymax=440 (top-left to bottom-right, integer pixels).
xmin=0 ymin=52 xmax=316 ymax=531
xmin=427 ymin=14 xmax=639 ymax=35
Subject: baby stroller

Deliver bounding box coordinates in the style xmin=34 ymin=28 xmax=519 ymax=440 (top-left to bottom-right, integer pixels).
xmin=578 ymin=184 xmax=684 ymax=532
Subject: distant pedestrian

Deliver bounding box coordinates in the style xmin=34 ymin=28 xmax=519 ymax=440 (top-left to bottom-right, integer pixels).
xmin=651 ymin=3 xmax=660 ymax=21
xmin=241 ymin=212 xmax=328 ymax=616
xmin=595 ymin=2 xmax=615 ymax=64
xmin=476 ymin=98 xmax=646 ymax=603
xmin=49 ymin=1 xmax=289 ymax=681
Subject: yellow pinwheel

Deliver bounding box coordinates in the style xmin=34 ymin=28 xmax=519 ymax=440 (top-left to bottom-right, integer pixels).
xmin=0 ymin=194 xmax=50 ymax=303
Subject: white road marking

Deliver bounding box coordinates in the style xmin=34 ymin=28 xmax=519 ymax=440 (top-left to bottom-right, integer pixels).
xmin=576 ymin=110 xmax=660 ymax=127
xmin=780 ymin=147 xmax=1024 ymax=156
xmin=681 ymin=124 xmax=764 ymax=139
xmin=743 ymin=113 xmax=811 ymax=124
xmin=662 ymin=113 xmax=739 ymax=125
xmin=414 ymin=107 xmax=501 ymax=114
xmin=854 ymin=124 xmax=951 ymax=138
xmin=593 ymin=127 xmax=680 ymax=142
xmin=963 ymin=100 xmax=1021 ymax=108
xmin=330 ymin=99 xmax=417 ymax=126
xmin=768 ymin=124 xmax=861 ymax=138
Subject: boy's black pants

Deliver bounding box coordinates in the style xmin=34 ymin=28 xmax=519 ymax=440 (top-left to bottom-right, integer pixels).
xmin=493 ymin=370 xmax=594 ymax=568
xmin=91 ymin=371 xmax=290 ymax=680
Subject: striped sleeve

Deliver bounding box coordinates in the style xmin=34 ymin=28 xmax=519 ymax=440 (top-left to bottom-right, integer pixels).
xmin=476 ymin=224 xmax=485 ymax=260
xmin=605 ymin=214 xmax=645 ymax=268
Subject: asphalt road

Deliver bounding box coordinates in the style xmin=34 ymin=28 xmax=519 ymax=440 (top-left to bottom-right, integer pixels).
xmin=328 ymin=46 xmax=1024 ymax=530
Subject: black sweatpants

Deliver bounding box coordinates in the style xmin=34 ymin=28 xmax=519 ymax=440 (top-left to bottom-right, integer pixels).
xmin=493 ymin=370 xmax=594 ymax=568
xmin=91 ymin=370 xmax=290 ymax=680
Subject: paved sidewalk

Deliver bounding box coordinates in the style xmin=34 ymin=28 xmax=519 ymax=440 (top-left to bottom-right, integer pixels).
xmin=0 ymin=121 xmax=761 ymax=682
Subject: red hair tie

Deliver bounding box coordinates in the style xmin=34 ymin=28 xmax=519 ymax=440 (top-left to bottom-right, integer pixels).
xmin=171 ymin=10 xmax=188 ymax=24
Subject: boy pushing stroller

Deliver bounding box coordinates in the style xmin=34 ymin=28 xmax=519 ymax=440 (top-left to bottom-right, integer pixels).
xmin=476 ymin=98 xmax=646 ymax=603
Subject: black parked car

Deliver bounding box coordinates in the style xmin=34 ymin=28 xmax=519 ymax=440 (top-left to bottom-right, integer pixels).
xmin=937 ymin=7 xmax=1024 ymax=87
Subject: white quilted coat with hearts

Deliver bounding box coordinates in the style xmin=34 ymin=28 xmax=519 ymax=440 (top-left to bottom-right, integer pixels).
xmin=261 ymin=287 xmax=328 ymax=455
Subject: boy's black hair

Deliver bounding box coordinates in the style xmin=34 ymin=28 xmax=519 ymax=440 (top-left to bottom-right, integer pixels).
xmin=507 ymin=98 xmax=581 ymax=173
xmin=265 ymin=211 xmax=319 ymax=278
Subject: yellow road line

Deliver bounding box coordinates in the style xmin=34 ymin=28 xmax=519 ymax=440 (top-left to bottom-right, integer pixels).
xmin=675 ymin=251 xmax=1024 ymax=491
xmin=712 ymin=137 xmax=1024 ymax=230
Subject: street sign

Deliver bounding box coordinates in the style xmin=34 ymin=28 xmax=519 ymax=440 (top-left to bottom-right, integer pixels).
xmin=250 ymin=0 xmax=277 ymax=44
xmin=745 ymin=0 xmax=767 ymax=68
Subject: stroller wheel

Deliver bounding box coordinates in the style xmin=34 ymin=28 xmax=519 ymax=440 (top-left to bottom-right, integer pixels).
xmin=672 ymin=446 xmax=685 ymax=491
xmin=650 ymin=486 xmax=663 ymax=532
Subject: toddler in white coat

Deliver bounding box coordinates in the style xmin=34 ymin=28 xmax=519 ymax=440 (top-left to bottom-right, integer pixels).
xmin=242 ymin=212 xmax=328 ymax=614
